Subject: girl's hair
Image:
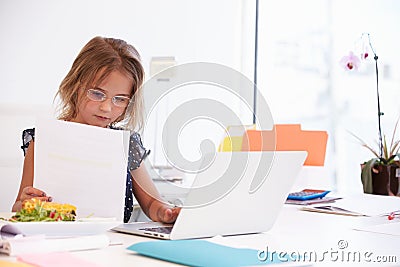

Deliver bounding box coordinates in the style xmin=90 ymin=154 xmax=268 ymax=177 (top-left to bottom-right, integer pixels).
xmin=55 ymin=36 xmax=145 ymax=131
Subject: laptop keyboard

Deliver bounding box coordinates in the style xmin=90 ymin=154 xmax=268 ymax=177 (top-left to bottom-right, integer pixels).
xmin=139 ymin=226 xmax=173 ymax=234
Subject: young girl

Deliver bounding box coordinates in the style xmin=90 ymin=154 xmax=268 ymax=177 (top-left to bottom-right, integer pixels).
xmin=12 ymin=36 xmax=180 ymax=223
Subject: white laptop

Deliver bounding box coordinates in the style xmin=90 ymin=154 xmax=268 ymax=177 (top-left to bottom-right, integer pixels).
xmin=112 ymin=151 xmax=307 ymax=240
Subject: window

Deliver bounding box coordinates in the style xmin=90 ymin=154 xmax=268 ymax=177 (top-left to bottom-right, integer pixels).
xmin=256 ymin=0 xmax=400 ymax=193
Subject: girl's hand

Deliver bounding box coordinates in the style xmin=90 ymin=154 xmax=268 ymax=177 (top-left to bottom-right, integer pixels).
xmin=157 ymin=205 xmax=181 ymax=224
xmin=21 ymin=186 xmax=51 ymax=202
xmin=14 ymin=186 xmax=53 ymax=211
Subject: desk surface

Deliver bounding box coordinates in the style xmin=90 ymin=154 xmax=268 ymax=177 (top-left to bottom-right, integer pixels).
xmin=1 ymin=194 xmax=400 ymax=266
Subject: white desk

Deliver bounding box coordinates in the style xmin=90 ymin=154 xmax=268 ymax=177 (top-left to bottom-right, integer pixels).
xmin=1 ymin=194 xmax=400 ymax=266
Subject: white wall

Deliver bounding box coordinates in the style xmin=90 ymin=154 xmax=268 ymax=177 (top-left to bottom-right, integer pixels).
xmin=0 ymin=0 xmax=246 ymax=105
xmin=0 ymin=0 xmax=252 ymax=210
xmin=4 ymin=0 xmax=395 ymax=210
xmin=0 ymin=104 xmax=53 ymax=210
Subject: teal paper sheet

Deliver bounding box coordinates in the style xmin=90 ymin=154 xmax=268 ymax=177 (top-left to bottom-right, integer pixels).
xmin=127 ymin=239 xmax=292 ymax=266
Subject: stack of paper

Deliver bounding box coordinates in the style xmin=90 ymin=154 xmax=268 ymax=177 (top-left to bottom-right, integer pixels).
xmin=285 ymin=197 xmax=342 ymax=205
xmin=0 ymin=219 xmax=119 ymax=237
xmin=0 ymin=234 xmax=110 ymax=256
xmin=300 ymin=205 xmax=366 ymax=216
xmin=0 ymin=217 xmax=118 ymax=256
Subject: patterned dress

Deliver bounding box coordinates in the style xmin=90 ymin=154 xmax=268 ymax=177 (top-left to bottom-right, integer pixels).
xmin=21 ymin=127 xmax=150 ymax=223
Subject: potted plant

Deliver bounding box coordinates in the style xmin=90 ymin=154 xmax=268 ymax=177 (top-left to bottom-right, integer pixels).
xmin=341 ymin=33 xmax=400 ymax=196
xmin=351 ymin=119 xmax=400 ymax=195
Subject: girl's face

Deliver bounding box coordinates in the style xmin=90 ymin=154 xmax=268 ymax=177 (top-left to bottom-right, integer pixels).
xmin=72 ymin=70 xmax=133 ymax=127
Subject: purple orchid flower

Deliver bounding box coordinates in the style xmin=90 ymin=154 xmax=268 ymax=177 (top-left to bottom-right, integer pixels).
xmin=340 ymin=51 xmax=361 ymax=70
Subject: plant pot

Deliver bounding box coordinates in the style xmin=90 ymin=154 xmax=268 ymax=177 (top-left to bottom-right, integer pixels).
xmin=361 ymin=161 xmax=400 ymax=196
xmin=371 ymin=164 xmax=399 ymax=195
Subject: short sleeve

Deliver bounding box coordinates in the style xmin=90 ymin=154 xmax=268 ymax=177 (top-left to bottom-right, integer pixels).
xmin=21 ymin=128 xmax=35 ymax=156
xmin=128 ymin=132 xmax=150 ymax=171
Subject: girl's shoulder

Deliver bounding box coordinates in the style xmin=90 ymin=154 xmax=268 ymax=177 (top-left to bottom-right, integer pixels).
xmin=107 ymin=125 xmax=143 ymax=143
xmin=21 ymin=128 xmax=35 ymax=155
xmin=22 ymin=128 xmax=35 ymax=138
xmin=107 ymin=127 xmax=150 ymax=171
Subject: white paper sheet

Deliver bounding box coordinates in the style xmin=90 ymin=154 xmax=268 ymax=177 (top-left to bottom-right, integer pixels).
xmin=0 ymin=234 xmax=110 ymax=256
xmin=0 ymin=219 xmax=120 ymax=237
xmin=33 ymin=117 xmax=129 ymax=221
xmin=323 ymin=194 xmax=400 ymax=216
xmin=354 ymin=221 xmax=400 ymax=236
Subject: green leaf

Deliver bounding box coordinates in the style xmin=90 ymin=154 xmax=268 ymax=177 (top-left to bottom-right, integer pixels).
xmin=389 ymin=116 xmax=400 ymax=152
xmin=390 ymin=140 xmax=400 ymax=156
xmin=361 ymin=158 xmax=379 ymax=194
xmin=348 ymin=130 xmax=380 ymax=158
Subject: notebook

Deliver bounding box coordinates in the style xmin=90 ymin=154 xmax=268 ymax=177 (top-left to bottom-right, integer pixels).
xmin=112 ymin=151 xmax=307 ymax=239
xmin=34 ymin=117 xmax=129 ymax=221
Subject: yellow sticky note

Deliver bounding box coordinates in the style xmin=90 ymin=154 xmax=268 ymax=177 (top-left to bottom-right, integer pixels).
xmin=0 ymin=260 xmax=34 ymax=267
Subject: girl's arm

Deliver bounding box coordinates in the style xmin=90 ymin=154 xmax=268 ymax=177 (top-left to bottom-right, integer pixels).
xmin=12 ymin=141 xmax=50 ymax=211
xmin=130 ymin=164 xmax=180 ymax=223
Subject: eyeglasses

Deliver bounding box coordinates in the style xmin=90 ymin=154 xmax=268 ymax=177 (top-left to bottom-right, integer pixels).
xmin=86 ymin=89 xmax=131 ymax=108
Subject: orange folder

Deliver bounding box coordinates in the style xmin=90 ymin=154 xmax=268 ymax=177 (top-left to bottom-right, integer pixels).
xmin=241 ymin=124 xmax=328 ymax=166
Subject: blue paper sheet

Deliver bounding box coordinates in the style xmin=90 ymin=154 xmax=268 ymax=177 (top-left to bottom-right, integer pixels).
xmin=127 ymin=239 xmax=292 ymax=266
